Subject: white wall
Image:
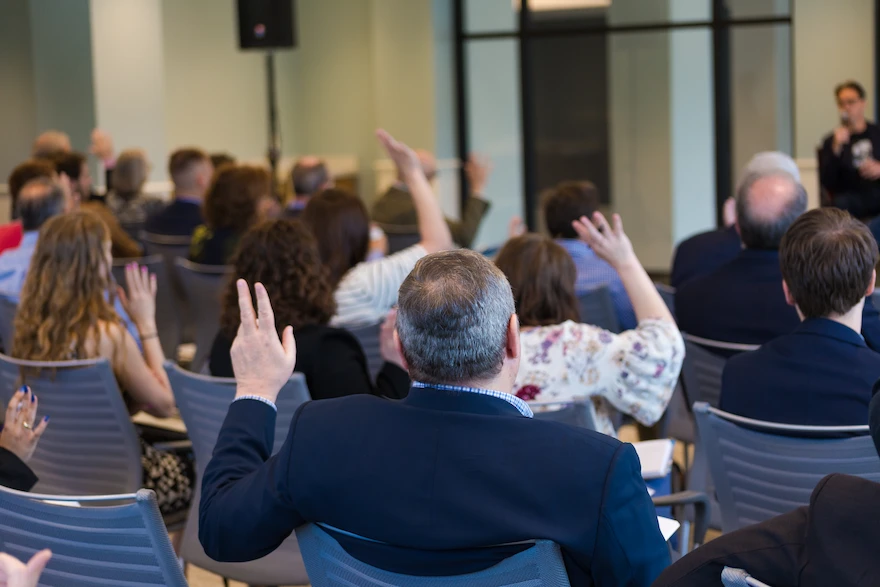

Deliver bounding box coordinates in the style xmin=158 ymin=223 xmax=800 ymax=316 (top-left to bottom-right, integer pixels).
xmin=0 ymin=0 xmax=37 ymax=181
xmin=91 ymin=0 xmax=167 ymax=181
xmin=794 ymin=0 xmax=875 ymax=159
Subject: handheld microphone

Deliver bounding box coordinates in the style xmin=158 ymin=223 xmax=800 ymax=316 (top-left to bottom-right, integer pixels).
xmin=841 ymin=111 xmax=851 ymax=127
xmin=721 ymin=567 xmax=774 ymax=587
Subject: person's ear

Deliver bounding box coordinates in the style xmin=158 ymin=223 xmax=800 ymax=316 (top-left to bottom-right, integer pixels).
xmin=782 ymin=279 xmax=797 ymax=308
xmin=867 ymin=269 xmax=877 ymax=297
xmin=506 ymin=313 xmax=520 ymax=360
xmin=734 ymin=218 xmax=741 ymax=238
xmin=393 ymin=329 xmax=409 ymax=371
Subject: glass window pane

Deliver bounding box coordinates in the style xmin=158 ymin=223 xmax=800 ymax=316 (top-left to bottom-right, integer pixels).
xmin=607 ymin=0 xmax=710 ymax=26
xmin=465 ymin=39 xmax=523 ymax=249
xmin=465 ymin=0 xmax=517 ymax=34
xmin=730 ymin=24 xmax=793 ymax=193
xmin=724 ymin=0 xmax=791 ymax=20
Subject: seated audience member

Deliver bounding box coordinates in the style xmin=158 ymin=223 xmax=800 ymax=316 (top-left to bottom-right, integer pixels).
xmin=12 ymin=212 xmax=192 ymax=517
xmin=190 ymin=165 xmax=271 ymax=265
xmin=0 ymin=160 xmax=62 ymax=254
xmin=33 ymin=128 xmax=115 ymax=203
xmin=31 ymin=130 xmax=71 ymax=160
xmin=106 ymin=149 xmax=164 ymax=236
xmin=371 ymin=150 xmax=490 ymax=249
xmin=199 ymin=248 xmax=669 ymax=586
xmin=210 ymin=152 xmax=235 ymax=170
xmin=144 ymin=148 xmax=212 ymax=237
xmin=284 ymin=156 xmax=332 ymax=218
xmin=541 ymin=181 xmax=636 ymax=329
xmin=721 ymin=208 xmax=880 ymax=425
xmin=676 ymin=170 xmax=880 ymax=350
xmin=654 ymin=392 xmax=880 ymax=587
xmin=303 ymin=130 xmax=453 ymax=328
xmin=209 ymin=219 xmax=409 ymax=399
xmin=670 ymin=152 xmax=800 ymax=288
xmin=496 ymin=225 xmax=684 ymax=438
xmin=51 ymin=151 xmax=91 ymax=206
xmin=0 ymin=548 xmax=52 ymax=586
xmin=0 ymin=387 xmax=48 ymax=491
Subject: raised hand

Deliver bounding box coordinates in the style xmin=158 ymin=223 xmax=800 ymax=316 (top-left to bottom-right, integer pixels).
xmin=376 ymin=129 xmax=420 ymax=177
xmin=572 ymin=212 xmax=637 ymax=270
xmin=464 ymin=154 xmax=492 ymax=195
xmin=117 ymin=263 xmax=157 ymax=332
xmin=0 ymin=550 xmax=51 ymax=587
xmin=0 ymin=387 xmax=49 ymax=464
xmin=231 ymin=280 xmax=296 ymax=403
xmin=89 ymin=129 xmax=115 ymax=164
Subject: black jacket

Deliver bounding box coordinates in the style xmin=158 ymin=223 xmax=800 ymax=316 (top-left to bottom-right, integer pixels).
xmin=0 ymin=447 xmax=37 ymax=491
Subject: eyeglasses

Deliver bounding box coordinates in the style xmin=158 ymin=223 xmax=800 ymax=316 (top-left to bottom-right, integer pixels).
xmin=838 ymin=98 xmax=863 ymax=107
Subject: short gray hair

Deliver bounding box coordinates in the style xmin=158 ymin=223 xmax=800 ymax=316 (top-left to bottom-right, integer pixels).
xmin=16 ymin=177 xmax=65 ymax=231
xmin=396 ymin=249 xmax=515 ymax=385
xmin=736 ymin=172 xmax=807 ymax=250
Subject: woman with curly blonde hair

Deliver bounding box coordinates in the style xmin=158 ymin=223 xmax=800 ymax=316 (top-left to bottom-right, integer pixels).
xmin=12 ymin=211 xmax=192 ymax=516
xmin=209 ymin=218 xmax=409 ymax=399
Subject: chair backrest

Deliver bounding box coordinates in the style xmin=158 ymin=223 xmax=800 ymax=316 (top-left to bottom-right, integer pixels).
xmin=655 ymin=282 xmax=676 ymax=316
xmin=531 ymin=398 xmax=598 ymax=431
xmin=112 ymin=255 xmax=180 ymax=359
xmin=0 ymin=486 xmax=187 ymax=586
xmin=166 ymin=361 xmax=311 ymax=470
xmin=173 ymin=258 xmax=231 ymax=372
xmin=166 ymin=362 xmax=312 ymax=585
xmin=0 ymin=293 xmax=17 ymax=352
xmin=681 ymin=334 xmax=759 ymax=409
xmin=383 ymin=231 xmax=421 ymax=255
xmin=295 ymin=523 xmax=572 ymax=587
xmin=141 ymin=233 xmax=193 ymax=342
xmin=577 ymin=285 xmax=620 ymax=333
xmin=0 ymin=354 xmax=142 ymax=495
xmin=694 ymin=402 xmax=880 ymax=532
xmin=346 ymin=322 xmax=382 ymax=382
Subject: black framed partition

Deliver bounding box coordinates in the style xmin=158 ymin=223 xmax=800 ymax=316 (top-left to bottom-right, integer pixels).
xmin=452 ymin=0 xmax=793 ymax=249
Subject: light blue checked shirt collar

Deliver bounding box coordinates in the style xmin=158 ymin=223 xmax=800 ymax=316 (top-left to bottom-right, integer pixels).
xmin=411 ymin=381 xmax=533 ymax=418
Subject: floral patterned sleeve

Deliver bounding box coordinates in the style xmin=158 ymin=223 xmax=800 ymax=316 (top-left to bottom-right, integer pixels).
xmin=570 ymin=319 xmax=684 ymax=427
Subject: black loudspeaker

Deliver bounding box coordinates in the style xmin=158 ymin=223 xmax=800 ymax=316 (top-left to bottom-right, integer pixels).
xmin=237 ymin=0 xmax=296 ymax=50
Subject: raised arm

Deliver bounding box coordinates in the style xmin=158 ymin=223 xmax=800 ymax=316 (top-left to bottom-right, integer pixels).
xmin=377 ymin=129 xmax=453 ymax=253
xmin=573 ymin=212 xmax=674 ymax=324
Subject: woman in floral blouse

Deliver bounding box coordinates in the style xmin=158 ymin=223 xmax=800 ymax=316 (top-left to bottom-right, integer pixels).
xmin=495 ymin=212 xmax=684 ymax=437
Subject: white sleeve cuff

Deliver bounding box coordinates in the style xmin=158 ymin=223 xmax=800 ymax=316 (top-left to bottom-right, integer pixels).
xmin=233 ymin=395 xmax=278 ymax=412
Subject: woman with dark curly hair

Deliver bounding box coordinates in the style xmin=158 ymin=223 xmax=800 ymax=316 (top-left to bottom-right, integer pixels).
xmin=208 ymin=218 xmax=410 ymax=399
xmin=189 ymin=164 xmax=271 ymax=265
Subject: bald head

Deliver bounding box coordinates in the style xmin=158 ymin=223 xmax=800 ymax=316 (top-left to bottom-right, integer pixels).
xmin=16 ymin=178 xmax=68 ymax=231
xmin=736 ymin=172 xmax=807 ymax=250
xmin=291 ymin=157 xmax=330 ymax=198
xmin=32 ymin=131 xmax=72 ymax=160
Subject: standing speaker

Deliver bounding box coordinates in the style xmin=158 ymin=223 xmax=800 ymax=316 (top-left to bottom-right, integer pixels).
xmin=237 ymin=0 xmax=296 ymax=50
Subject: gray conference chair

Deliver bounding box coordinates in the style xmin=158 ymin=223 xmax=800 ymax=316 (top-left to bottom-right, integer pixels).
xmin=173 ymin=258 xmax=231 ymax=373
xmin=0 ymin=292 xmax=17 ymax=352
xmin=577 ymin=285 xmax=620 ymax=333
xmin=377 ymin=224 xmax=421 ymax=255
xmin=347 ymin=321 xmax=383 ymax=381
xmin=681 ymin=334 xmax=760 ymax=409
xmin=141 ymin=232 xmax=193 ymax=342
xmin=296 ymin=523 xmax=572 ymax=587
xmin=165 ymin=362 xmax=311 ymax=585
xmin=721 ymin=567 xmax=777 ymax=587
xmin=0 ymin=354 xmax=142 ymax=496
xmin=0 ymin=485 xmax=187 ymax=586
xmin=531 ymin=397 xmax=598 ymax=431
xmin=112 ymin=254 xmax=181 ymax=360
xmin=655 ymin=282 xmax=676 ymax=317
xmin=693 ymin=402 xmax=880 ymax=533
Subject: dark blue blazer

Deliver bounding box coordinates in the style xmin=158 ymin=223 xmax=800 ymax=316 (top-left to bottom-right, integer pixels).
xmin=674 ymin=249 xmax=880 ymax=351
xmin=200 ymin=387 xmax=669 ymax=587
xmin=670 ymin=226 xmax=741 ymax=289
xmin=720 ymin=318 xmax=880 ymax=426
xmin=143 ymin=199 xmax=203 ymax=237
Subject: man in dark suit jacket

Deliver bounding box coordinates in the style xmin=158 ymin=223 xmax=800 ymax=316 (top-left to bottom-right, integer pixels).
xmin=676 ymin=170 xmax=880 ymax=350
xmin=200 ymin=243 xmax=669 ymax=582
xmin=283 ymin=156 xmax=331 ymax=219
xmin=371 ymin=151 xmax=491 ymax=249
xmin=721 ymin=209 xmax=880 ymax=425
xmin=0 ymin=387 xmax=47 ymax=491
xmin=143 ymin=148 xmax=213 ymax=237
xmin=653 ymin=392 xmax=880 ymax=587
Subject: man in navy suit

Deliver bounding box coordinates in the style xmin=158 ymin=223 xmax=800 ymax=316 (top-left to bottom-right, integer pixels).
xmin=143 ymin=148 xmax=213 ymax=237
xmin=675 ymin=169 xmax=880 ymax=350
xmin=720 ymin=208 xmax=880 ymax=425
xmin=199 ymin=139 xmax=668 ymax=586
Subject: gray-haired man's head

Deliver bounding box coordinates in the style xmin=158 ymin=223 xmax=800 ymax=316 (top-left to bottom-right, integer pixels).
xmin=16 ymin=177 xmax=67 ymax=232
xmin=735 ymin=172 xmax=807 ymax=251
xmin=396 ymin=249 xmax=517 ymax=386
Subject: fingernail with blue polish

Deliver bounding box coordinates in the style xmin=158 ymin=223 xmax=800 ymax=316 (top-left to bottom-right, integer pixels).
xmin=18 ymin=385 xmax=27 ymax=393
xmin=43 ymin=415 xmax=49 ymax=422
xmin=31 ymin=393 xmax=35 ymax=403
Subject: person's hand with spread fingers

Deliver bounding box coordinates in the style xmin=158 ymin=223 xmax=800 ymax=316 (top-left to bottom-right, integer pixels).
xmin=0 ymin=387 xmax=49 ymax=492
xmin=0 ymin=549 xmax=52 ymax=587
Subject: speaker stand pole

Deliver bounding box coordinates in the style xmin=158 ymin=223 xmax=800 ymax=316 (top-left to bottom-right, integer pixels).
xmin=265 ymin=50 xmax=281 ymax=196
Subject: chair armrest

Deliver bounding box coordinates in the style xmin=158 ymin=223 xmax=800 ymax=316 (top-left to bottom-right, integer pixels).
xmin=151 ymin=440 xmax=193 ymax=452
xmin=652 ymin=490 xmax=710 ymax=547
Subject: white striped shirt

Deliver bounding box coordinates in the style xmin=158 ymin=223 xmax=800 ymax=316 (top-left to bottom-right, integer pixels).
xmin=330 ymin=244 xmax=427 ymax=328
